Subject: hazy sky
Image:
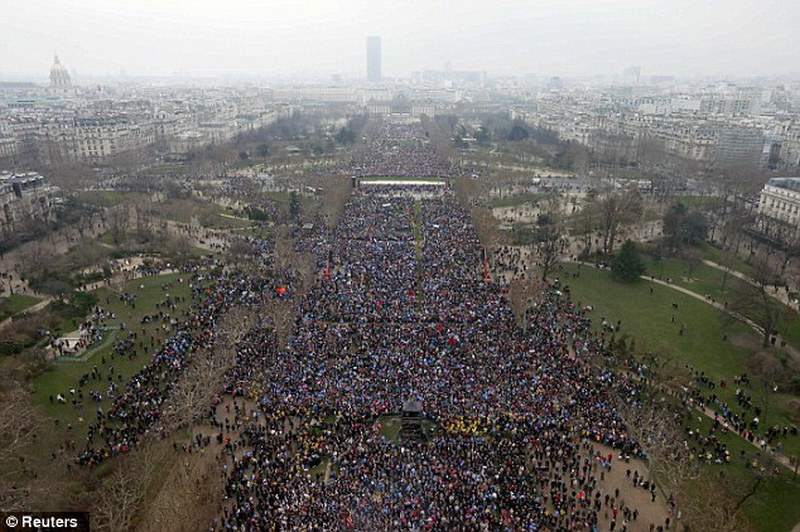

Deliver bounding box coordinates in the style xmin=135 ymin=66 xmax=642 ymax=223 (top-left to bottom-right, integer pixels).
xmin=4 ymin=0 xmax=800 ymax=79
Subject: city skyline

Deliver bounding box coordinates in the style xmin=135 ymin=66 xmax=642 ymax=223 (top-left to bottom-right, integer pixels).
xmin=3 ymin=0 xmax=800 ymax=81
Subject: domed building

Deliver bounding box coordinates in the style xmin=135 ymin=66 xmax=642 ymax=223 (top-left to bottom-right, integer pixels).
xmin=49 ymin=54 xmax=71 ymax=88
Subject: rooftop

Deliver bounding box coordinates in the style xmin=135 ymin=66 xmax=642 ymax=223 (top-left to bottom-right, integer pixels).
xmin=766 ymin=177 xmax=800 ymax=192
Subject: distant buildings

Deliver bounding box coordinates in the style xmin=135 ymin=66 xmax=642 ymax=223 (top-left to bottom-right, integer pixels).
xmin=367 ymin=36 xmax=382 ymax=83
xmin=0 ymin=172 xmax=60 ymax=236
xmin=49 ymin=54 xmax=71 ymax=89
xmin=714 ymin=127 xmax=766 ymax=171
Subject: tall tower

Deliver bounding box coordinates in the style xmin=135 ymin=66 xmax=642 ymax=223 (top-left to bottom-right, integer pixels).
xmin=366 ymin=36 xmax=381 ymax=82
xmin=49 ymin=54 xmax=71 ymax=88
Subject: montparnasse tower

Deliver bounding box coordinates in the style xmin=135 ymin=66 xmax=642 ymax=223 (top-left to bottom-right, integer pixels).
xmin=49 ymin=54 xmax=72 ymax=88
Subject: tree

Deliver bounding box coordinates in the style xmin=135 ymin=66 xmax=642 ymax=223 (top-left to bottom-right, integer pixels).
xmin=159 ymin=306 xmax=254 ymax=431
xmin=590 ymin=189 xmax=643 ymax=256
xmin=508 ymin=278 xmax=542 ymax=330
xmin=289 ymin=191 xmax=301 ymax=223
xmin=108 ymin=203 xmax=131 ymax=244
xmin=335 ymin=127 xmax=357 ymax=145
xmin=612 ymin=240 xmax=646 ymax=282
xmin=474 ymin=125 xmax=491 ymax=145
xmin=535 ymin=193 xmax=565 ymax=281
xmin=507 ymin=124 xmax=530 ymax=142
xmin=616 ymin=390 xmax=700 ymax=521
xmin=92 ymin=446 xmax=163 ymax=531
xmin=663 ymin=203 xmax=710 ymax=253
xmin=746 ymin=351 xmax=789 ymax=426
xmin=728 ymin=260 xmax=786 ymax=347
xmin=0 ymin=387 xmax=42 ymax=511
xmin=680 ymin=247 xmax=704 ymax=280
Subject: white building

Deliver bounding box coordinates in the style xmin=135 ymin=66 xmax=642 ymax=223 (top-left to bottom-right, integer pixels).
xmin=758 ymin=177 xmax=800 ymax=227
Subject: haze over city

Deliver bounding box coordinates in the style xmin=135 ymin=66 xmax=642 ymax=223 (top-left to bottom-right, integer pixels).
xmin=4 ymin=0 xmax=800 ymax=79
xmin=3 ymin=1 xmax=800 ymax=531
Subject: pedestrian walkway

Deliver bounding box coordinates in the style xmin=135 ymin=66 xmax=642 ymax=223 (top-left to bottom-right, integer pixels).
xmin=703 ymin=259 xmax=798 ymax=310
xmin=0 ymin=297 xmax=53 ymax=331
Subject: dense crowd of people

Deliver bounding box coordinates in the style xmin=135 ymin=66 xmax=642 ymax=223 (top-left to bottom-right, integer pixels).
xmin=209 ymin=122 xmax=670 ymax=531
xmin=341 ymin=123 xmax=460 ymax=178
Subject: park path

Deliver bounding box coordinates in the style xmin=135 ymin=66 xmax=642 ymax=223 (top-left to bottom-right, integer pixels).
xmin=641 ymin=275 xmax=800 ymax=361
xmin=0 ymin=297 xmax=54 ymax=331
xmin=702 ymin=259 xmax=799 ymax=310
xmin=561 ymin=262 xmax=800 ymax=475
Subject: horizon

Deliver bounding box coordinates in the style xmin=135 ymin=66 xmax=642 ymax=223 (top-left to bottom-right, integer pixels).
xmin=4 ymin=0 xmax=800 ymax=81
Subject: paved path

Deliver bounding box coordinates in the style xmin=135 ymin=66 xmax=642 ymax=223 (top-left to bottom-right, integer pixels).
xmin=0 ymin=297 xmax=53 ymax=331
xmin=702 ymin=259 xmax=799 ymax=311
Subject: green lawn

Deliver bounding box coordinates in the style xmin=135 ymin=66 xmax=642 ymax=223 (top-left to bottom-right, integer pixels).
xmin=644 ymin=255 xmax=751 ymax=306
xmin=559 ymin=263 xmax=753 ymax=375
xmin=554 ymin=263 xmax=800 ymax=530
xmin=32 ymin=272 xmax=195 ymax=445
xmin=0 ymin=293 xmax=42 ymax=319
xmin=75 ymin=190 xmax=146 ymax=208
xmin=698 ymin=241 xmax=756 ymax=278
xmin=687 ymin=414 xmax=800 ymax=532
xmin=203 ymin=213 xmax=256 ymax=230
xmin=674 ymin=196 xmax=726 ymax=211
xmin=555 ymin=263 xmax=800 ymax=457
xmin=643 ymin=254 xmax=800 ymax=351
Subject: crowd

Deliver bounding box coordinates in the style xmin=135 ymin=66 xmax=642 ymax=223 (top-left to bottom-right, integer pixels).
xmin=73 ymin=271 xmax=274 ymax=466
xmin=337 ymin=123 xmax=460 ymax=178
xmin=209 ymin=123 xmax=673 ymax=531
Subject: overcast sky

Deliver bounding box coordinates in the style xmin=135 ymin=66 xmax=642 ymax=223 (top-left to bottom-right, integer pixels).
xmin=4 ymin=0 xmax=800 ymax=80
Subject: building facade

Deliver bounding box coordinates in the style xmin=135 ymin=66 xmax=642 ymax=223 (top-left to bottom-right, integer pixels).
xmin=0 ymin=172 xmax=60 ymax=237
xmin=367 ymin=36 xmax=382 ymax=83
xmin=758 ymin=177 xmax=800 ymax=227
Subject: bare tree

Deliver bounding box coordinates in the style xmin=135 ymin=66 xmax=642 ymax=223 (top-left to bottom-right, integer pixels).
xmin=159 ymin=306 xmax=255 ymax=431
xmin=108 ymin=203 xmax=131 ymax=244
xmin=746 ymin=351 xmax=789 ymax=427
xmin=587 ymin=189 xmax=644 ymax=256
xmin=138 ymin=446 xmax=224 ymax=532
xmin=727 ymin=260 xmax=786 ymax=347
xmin=91 ymin=445 xmax=164 ymax=532
xmin=679 ymin=469 xmax=753 ymax=532
xmin=0 ymin=388 xmax=42 ymax=511
xmin=18 ymin=241 xmax=53 ymax=286
xmin=508 ymin=278 xmax=542 ymax=330
xmin=617 ymin=391 xmax=700 ymax=493
xmin=535 ymin=192 xmax=566 ymax=281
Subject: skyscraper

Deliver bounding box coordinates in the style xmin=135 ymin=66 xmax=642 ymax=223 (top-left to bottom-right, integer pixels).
xmin=367 ymin=36 xmax=381 ymax=82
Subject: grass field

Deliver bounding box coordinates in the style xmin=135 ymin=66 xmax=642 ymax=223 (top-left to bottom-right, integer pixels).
xmin=697 ymin=241 xmax=756 ymax=278
xmin=644 ymin=255 xmax=752 ymax=306
xmin=687 ymin=413 xmax=800 ymax=532
xmin=553 ymin=262 xmax=800 ymax=531
xmin=643 ymin=254 xmax=800 ymax=350
xmin=0 ymin=293 xmax=42 ymax=319
xmin=32 ymin=273 xmax=195 ymax=445
xmin=555 ymin=263 xmax=800 ymax=456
